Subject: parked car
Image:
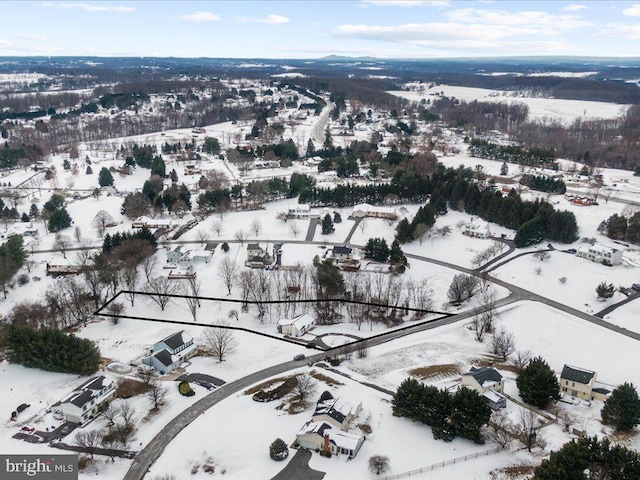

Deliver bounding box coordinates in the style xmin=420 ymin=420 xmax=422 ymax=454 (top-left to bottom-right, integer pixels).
xmin=293 ymin=354 xmax=305 ymax=361
xmin=21 ymin=426 xmax=35 ymax=434
xmin=632 ymin=284 xmax=640 ymax=292
xmin=566 ymin=248 xmax=577 ymax=254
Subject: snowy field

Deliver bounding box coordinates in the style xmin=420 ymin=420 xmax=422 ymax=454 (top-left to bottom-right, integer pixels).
xmin=388 ymin=85 xmax=630 ymax=123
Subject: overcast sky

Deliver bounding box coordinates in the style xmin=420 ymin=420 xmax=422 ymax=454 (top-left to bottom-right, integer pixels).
xmin=1 ymin=1 xmax=639 ymax=58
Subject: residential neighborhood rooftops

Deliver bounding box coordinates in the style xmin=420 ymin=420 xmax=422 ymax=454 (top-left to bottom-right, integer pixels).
xmin=561 ymin=365 xmax=595 ymax=385
xmin=333 ymin=246 xmax=352 ymax=255
xmin=52 ymin=375 xmax=114 ymax=409
xmin=298 ymin=420 xmax=363 ymax=451
xmin=152 ymin=349 xmax=179 ymax=368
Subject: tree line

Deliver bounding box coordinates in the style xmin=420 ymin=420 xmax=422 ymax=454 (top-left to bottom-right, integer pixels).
xmin=468 ymin=138 xmax=557 ymax=167
xmin=519 ymin=174 xmax=567 ymax=194
xmin=598 ymin=211 xmax=640 ymax=245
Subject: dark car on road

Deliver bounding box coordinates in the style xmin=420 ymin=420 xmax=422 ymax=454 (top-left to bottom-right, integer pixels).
xmin=293 ymin=354 xmax=305 ymax=361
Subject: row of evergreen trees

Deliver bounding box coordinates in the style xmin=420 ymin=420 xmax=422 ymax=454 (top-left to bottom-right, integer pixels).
xmin=392 ymin=378 xmax=492 ymax=444
xmin=468 ymin=138 xmax=556 ymax=166
xmin=519 ymin=174 xmax=567 ymax=194
xmin=363 ymin=237 xmax=405 ymax=263
xmin=102 ymin=226 xmax=157 ymax=254
xmin=2 ymin=324 xmax=101 ymax=376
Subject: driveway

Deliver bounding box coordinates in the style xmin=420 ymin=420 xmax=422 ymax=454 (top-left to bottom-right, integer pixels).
xmin=271 ymin=448 xmax=325 ymax=480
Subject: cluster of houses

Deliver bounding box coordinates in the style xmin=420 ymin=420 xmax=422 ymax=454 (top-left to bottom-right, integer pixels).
xmin=457 ymin=363 xmax=611 ymax=413
xmin=295 ymin=397 xmax=365 ymax=459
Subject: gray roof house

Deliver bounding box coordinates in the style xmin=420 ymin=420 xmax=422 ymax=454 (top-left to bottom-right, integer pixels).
xmin=142 ymin=331 xmax=197 ymax=374
xmin=51 ymin=376 xmax=116 ymax=424
xmin=559 ymin=364 xmax=610 ymax=402
xmin=461 ymin=367 xmax=507 ymax=410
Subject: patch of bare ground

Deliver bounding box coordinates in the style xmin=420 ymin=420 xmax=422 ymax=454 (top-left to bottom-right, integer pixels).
xmin=357 ymin=423 xmax=372 ymax=434
xmin=490 ymin=463 xmax=536 ymax=479
xmin=115 ymin=379 xmax=147 ymax=398
xmin=309 ymin=370 xmax=344 ymax=386
xmin=408 ymin=364 xmax=460 ymax=380
xmin=474 ymin=356 xmax=520 ymax=373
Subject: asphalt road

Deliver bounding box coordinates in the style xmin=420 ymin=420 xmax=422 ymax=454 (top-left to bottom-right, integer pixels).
xmin=311 ymin=100 xmax=335 ymax=145
xmin=270 ymin=448 xmax=325 ymax=480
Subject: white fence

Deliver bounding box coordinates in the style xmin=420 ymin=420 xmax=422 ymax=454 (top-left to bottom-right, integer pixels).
xmin=379 ymin=447 xmax=503 ymax=480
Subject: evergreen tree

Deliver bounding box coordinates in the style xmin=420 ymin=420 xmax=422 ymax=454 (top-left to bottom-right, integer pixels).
xmin=151 ymin=156 xmax=166 ymax=177
xmin=269 ymin=438 xmax=289 ymax=461
xmin=596 ymin=281 xmax=616 ymax=300
xmin=333 ymin=212 xmax=342 ymax=223
xmin=449 ymin=387 xmax=492 ymax=444
xmin=514 ymin=216 xmax=546 ymax=248
xmin=321 ymin=213 xmax=334 ymax=234
xmin=500 ymin=162 xmax=509 ymax=176
xmin=395 ymin=218 xmax=413 ymax=244
xmin=98 ymin=167 xmax=114 ymax=187
xmin=601 ymin=382 xmax=640 ymax=432
xmin=364 ymin=237 xmax=390 ymax=262
xmin=86 ymin=165 xmax=93 ymax=175
xmin=516 ymin=356 xmax=559 ymax=409
xmin=29 ymin=203 xmax=39 ymax=220
xmin=389 ymin=240 xmax=405 ymax=264
xmin=48 ymin=207 xmax=72 ymax=232
xmin=170 ymin=169 xmax=178 ymax=183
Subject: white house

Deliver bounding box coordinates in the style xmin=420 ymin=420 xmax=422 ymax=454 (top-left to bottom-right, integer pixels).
xmin=352 ymin=203 xmax=398 ymax=220
xmin=132 ymin=216 xmax=172 ymax=229
xmin=277 ymin=313 xmax=316 ymax=337
xmin=167 ymin=246 xmax=212 ymax=266
xmin=332 ymin=246 xmax=353 ymax=261
xmin=51 ymin=376 xmax=116 ymax=424
xmin=287 ymin=204 xmax=313 ymax=218
xmin=312 ymin=397 xmax=362 ymax=431
xmin=142 ymin=331 xmax=197 ymax=374
xmin=167 ymin=245 xmax=188 ymax=264
xmin=461 ymin=366 xmax=506 ymax=410
xmin=576 ymin=243 xmax=623 ymax=266
xmin=463 ymin=218 xmax=492 ymax=239
xmin=295 ymin=421 xmax=364 ymax=459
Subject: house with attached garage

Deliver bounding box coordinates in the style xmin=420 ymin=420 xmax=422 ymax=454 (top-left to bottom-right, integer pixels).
xmin=559 ymin=364 xmax=611 ymax=402
xmin=331 ymin=245 xmax=353 ymax=261
xmin=461 ymin=366 xmax=507 ymax=410
xmin=142 ymin=331 xmax=197 ymax=374
xmin=277 ymin=313 xmax=316 ymax=337
xmin=463 ymin=218 xmax=492 ymax=239
xmin=576 ymin=243 xmax=623 ymax=266
xmin=51 ymin=376 xmax=116 ymax=424
xmin=295 ymin=397 xmax=365 ymax=458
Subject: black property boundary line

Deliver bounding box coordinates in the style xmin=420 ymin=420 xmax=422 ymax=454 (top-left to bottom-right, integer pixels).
xmin=95 ymin=291 xmax=454 ymax=352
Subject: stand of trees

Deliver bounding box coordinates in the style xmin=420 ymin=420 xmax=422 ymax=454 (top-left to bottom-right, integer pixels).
xmin=533 ymin=436 xmax=640 ymax=480
xmin=601 ymin=382 xmax=640 ymax=432
xmin=102 ymin=227 xmax=157 ymax=254
xmin=468 ymin=139 xmax=557 ymax=167
xmin=2 ymin=324 xmax=101 ymax=375
xmin=599 ymin=211 xmax=640 ymax=245
xmin=519 ymin=174 xmax=566 ymax=194
xmin=392 ymin=378 xmax=491 ymax=444
xmin=516 ymin=356 xmax=559 ymax=409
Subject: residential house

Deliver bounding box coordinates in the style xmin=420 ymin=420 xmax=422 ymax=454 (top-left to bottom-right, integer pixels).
xmin=246 ymin=243 xmax=272 ymax=267
xmin=167 ymin=245 xmax=188 ymax=264
xmin=288 ymin=204 xmax=318 ymax=218
xmin=295 ymin=421 xmax=364 ymax=459
xmin=51 ymin=376 xmax=116 ymax=424
xmin=352 ymin=203 xmax=398 ymax=220
xmin=132 ymin=216 xmax=173 ymax=230
xmin=576 ymin=243 xmax=623 ymax=266
xmin=277 ymin=313 xmax=316 ymax=337
xmin=295 ymin=396 xmax=365 ymax=458
xmin=463 ymin=218 xmax=492 ymax=239
xmin=166 ymin=246 xmax=212 ymax=266
xmin=332 ymin=246 xmax=353 ymax=261
xmin=461 ymin=366 xmax=506 ymax=410
xmin=142 ymin=331 xmax=197 ymax=374
xmin=560 ymin=365 xmax=610 ymax=402
xmin=312 ymin=397 xmax=362 ymax=431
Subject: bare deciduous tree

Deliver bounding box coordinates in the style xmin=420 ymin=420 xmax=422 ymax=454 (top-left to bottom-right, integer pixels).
xmin=516 ymin=408 xmax=545 ymax=452
xmin=92 ymin=210 xmax=115 ymax=238
xmin=368 ymin=455 xmax=391 ymax=475
xmin=211 ymin=220 xmax=223 ymax=237
xmin=483 ymin=410 xmax=514 ymax=449
xmin=490 ymin=329 xmax=516 ymax=361
xmin=534 ymin=251 xmax=550 ymax=261
xmin=217 ymin=256 xmax=238 ymax=295
xmin=512 ymin=350 xmax=533 ymax=373
xmin=250 ymin=218 xmax=262 ymax=237
xmin=202 ymin=322 xmax=238 ymax=362
xmin=293 ymin=373 xmax=317 ymax=406
xmin=54 ymin=234 xmax=71 ymax=259
xmin=144 ymin=277 xmax=180 ymax=311
xmin=195 ymin=229 xmax=208 ymax=246
xmin=234 ymin=229 xmax=247 ymax=245
xmin=289 ymin=221 xmax=300 ymax=237
xmin=145 ymin=381 xmax=168 ymax=410
xmin=74 ymin=430 xmax=101 ymax=459
xmin=140 ymin=255 xmax=158 ymax=282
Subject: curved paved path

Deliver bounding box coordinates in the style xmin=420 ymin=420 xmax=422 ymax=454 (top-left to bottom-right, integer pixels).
xmin=270 ymin=448 xmax=325 ymax=480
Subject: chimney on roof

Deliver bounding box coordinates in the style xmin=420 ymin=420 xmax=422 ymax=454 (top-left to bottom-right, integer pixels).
xmin=323 ymin=433 xmax=331 ymax=454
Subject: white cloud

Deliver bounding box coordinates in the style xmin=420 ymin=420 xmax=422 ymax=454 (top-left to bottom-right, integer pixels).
xmin=563 ymin=4 xmax=587 ymax=12
xmin=598 ymin=23 xmax=640 ymax=39
xmin=623 ymin=4 xmax=640 ymax=16
xmin=446 ymin=8 xmax=592 ymax=29
xmin=19 ymin=33 xmax=46 ymax=41
xmin=180 ymin=11 xmax=221 ymax=21
xmin=40 ymin=2 xmax=134 ymax=12
xmin=0 ymin=39 xmax=12 ymax=47
xmin=237 ymin=14 xmax=290 ymax=24
xmin=360 ymin=0 xmax=450 ymax=6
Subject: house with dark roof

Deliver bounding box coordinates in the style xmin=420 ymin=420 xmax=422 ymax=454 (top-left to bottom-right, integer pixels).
xmin=295 ymin=396 xmax=365 ymax=458
xmin=560 ymin=364 xmax=610 ymax=401
xmin=51 ymin=376 xmax=116 ymax=424
xmin=142 ymin=331 xmax=197 ymax=374
xmin=461 ymin=366 xmax=506 ymax=410
xmin=332 ymin=246 xmax=353 ymax=261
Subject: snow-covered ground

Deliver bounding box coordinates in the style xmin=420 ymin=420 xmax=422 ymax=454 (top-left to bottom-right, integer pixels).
xmin=388 ymin=85 xmax=630 ymax=123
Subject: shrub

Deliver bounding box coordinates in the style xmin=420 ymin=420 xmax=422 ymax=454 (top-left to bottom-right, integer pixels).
xmin=269 ymin=438 xmax=289 ymax=461
xmin=178 ymin=381 xmax=195 ymax=397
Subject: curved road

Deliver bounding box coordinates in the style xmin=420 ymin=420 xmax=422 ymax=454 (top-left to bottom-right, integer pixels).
xmin=311 ymin=100 xmax=335 ymax=146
